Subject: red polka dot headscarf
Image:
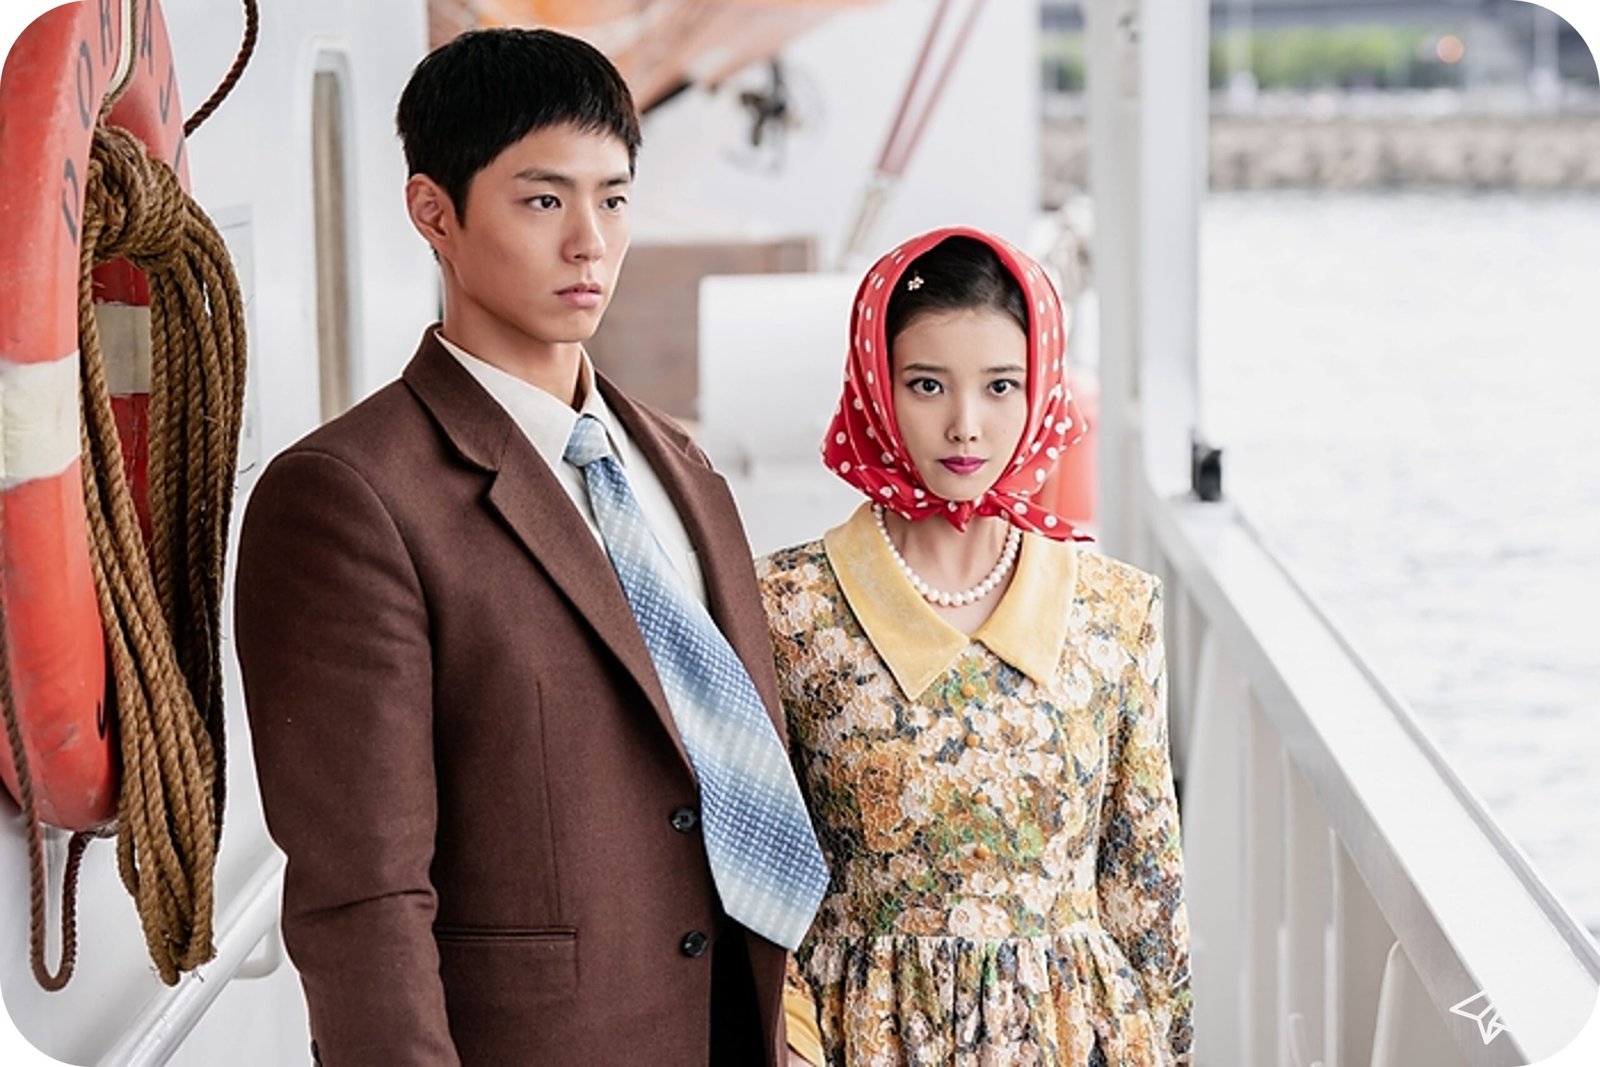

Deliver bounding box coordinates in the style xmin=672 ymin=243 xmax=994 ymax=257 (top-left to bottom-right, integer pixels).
xmin=820 ymin=225 xmax=1091 ymax=541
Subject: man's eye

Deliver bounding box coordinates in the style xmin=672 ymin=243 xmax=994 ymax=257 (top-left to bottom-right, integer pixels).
xmin=603 ymin=195 xmax=629 ymax=211
xmin=527 ymin=195 xmax=559 ymax=209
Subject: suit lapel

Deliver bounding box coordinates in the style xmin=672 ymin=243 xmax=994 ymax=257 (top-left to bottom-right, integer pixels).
xmin=485 ymin=449 xmax=698 ymax=768
xmin=599 ymin=377 xmax=787 ymax=743
xmin=402 ymin=334 xmax=693 ymax=774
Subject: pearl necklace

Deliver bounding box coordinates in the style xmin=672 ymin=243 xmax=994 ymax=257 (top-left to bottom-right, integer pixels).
xmin=872 ymin=504 xmax=1021 ymax=608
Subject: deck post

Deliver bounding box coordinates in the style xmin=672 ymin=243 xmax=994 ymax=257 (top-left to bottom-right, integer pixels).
xmin=1082 ymin=0 xmax=1141 ymax=557
xmin=1135 ymin=0 xmax=1208 ymax=507
xmin=1083 ymin=0 xmax=1208 ymax=562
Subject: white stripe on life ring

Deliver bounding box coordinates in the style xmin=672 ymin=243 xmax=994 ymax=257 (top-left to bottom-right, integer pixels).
xmin=0 ymin=351 xmax=82 ymax=490
xmin=97 ymin=303 xmax=153 ymax=396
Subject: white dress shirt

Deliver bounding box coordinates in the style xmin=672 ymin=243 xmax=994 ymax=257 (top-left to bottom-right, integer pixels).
xmin=438 ymin=331 xmax=707 ymax=607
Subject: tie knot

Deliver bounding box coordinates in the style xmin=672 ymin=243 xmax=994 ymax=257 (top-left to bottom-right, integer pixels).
xmin=564 ymin=414 xmax=613 ymax=469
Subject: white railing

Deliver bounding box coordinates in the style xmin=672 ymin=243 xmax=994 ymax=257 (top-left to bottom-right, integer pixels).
xmin=94 ymin=851 xmax=285 ymax=1067
xmin=1131 ymin=474 xmax=1600 ymax=1067
xmin=1075 ymin=2 xmax=1600 ymax=1059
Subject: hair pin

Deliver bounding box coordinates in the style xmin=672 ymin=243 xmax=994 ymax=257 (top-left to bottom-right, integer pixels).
xmin=905 ymin=273 xmax=925 ymax=291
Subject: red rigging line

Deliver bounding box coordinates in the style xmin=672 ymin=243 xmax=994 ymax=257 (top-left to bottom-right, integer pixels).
xmin=841 ymin=0 xmax=990 ymax=265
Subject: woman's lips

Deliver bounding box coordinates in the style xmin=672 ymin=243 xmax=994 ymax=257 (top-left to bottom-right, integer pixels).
xmin=940 ymin=457 xmax=985 ymax=475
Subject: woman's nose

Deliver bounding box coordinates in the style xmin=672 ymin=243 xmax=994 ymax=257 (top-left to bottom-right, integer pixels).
xmin=946 ymin=397 xmax=981 ymax=443
xmin=946 ymin=421 xmax=978 ymax=444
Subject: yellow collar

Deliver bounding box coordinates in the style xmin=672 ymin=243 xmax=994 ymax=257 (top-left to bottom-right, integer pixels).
xmin=823 ymin=504 xmax=1078 ymax=701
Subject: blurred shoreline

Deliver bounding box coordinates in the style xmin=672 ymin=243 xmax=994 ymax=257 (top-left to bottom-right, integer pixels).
xmin=1043 ymin=90 xmax=1600 ymax=203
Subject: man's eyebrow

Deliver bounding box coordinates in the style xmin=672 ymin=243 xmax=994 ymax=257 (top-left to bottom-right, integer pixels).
xmin=512 ymin=169 xmax=633 ymax=189
xmin=513 ymin=169 xmax=573 ymax=187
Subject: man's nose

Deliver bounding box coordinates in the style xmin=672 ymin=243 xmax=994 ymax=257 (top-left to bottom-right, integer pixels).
xmin=565 ymin=206 xmax=605 ymax=262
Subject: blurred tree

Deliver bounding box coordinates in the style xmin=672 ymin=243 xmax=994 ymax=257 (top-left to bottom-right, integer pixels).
xmin=1210 ymin=27 xmax=1463 ymax=91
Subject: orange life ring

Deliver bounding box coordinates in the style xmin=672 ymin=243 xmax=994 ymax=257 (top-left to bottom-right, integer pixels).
xmin=0 ymin=0 xmax=189 ymax=831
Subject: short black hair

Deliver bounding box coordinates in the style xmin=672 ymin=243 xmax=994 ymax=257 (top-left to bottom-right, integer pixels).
xmin=395 ymin=28 xmax=642 ymax=222
xmin=884 ymin=236 xmax=1028 ymax=353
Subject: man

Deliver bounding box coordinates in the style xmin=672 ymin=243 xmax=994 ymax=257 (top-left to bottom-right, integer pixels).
xmin=235 ymin=29 xmax=825 ymax=1065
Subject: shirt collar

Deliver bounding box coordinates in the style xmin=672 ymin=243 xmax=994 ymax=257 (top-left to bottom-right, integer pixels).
xmin=822 ymin=503 xmax=1078 ymax=701
xmin=436 ymin=330 xmax=624 ymax=468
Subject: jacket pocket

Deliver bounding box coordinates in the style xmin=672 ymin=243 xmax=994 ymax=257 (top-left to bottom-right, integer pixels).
xmin=433 ymin=924 xmax=576 ymax=943
xmin=434 ymin=925 xmax=578 ymax=1009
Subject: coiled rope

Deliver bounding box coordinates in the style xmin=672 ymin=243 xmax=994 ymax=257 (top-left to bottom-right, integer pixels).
xmin=78 ymin=117 xmax=247 ymax=986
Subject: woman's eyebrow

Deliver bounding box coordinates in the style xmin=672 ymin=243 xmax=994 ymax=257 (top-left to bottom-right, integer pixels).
xmin=898 ymin=362 xmax=1025 ymax=375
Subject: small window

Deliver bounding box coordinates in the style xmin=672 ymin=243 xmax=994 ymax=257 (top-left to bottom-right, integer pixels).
xmin=312 ymin=69 xmax=352 ymax=422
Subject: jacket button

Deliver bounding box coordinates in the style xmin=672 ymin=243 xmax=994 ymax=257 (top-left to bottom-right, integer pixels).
xmin=680 ymin=930 xmax=708 ymax=958
xmin=669 ymin=806 xmax=699 ymax=833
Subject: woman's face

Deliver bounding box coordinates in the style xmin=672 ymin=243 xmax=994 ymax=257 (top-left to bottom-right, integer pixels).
xmin=890 ymin=307 xmax=1029 ymax=505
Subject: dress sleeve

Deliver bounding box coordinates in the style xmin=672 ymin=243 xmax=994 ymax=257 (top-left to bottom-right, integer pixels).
xmin=759 ymin=557 xmax=829 ymax=1066
xmin=784 ymin=955 xmax=825 ymax=1065
xmin=1095 ymin=579 xmax=1194 ymax=1065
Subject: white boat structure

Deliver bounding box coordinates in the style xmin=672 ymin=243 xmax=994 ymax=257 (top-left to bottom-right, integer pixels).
xmin=2 ymin=1 xmax=1597 ymax=1065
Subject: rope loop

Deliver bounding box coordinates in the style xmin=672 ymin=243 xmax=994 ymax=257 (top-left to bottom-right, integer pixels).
xmin=85 ymin=127 xmax=187 ymax=268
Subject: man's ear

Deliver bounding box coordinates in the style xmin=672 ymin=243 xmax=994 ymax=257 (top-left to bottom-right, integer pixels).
xmin=405 ymin=174 xmax=456 ymax=257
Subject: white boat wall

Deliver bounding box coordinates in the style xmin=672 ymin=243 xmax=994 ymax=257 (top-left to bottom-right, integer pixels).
xmin=1 ymin=0 xmax=435 ymax=1063
xmin=4 ymin=0 xmax=1600 ymax=1065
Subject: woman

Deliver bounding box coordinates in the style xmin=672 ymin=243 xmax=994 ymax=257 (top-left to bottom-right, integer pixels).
xmin=760 ymin=227 xmax=1192 ymax=1066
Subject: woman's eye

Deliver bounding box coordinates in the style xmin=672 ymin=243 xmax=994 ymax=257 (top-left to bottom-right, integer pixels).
xmin=990 ymin=379 xmax=1022 ymax=396
xmin=908 ymin=378 xmax=942 ymax=396
xmin=527 ymin=194 xmax=559 ymax=210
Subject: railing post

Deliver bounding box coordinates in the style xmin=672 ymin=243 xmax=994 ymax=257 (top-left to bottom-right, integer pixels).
xmin=1283 ymin=759 xmax=1330 ymax=1067
xmin=1371 ymin=942 xmax=1467 ymax=1067
xmin=1244 ymin=697 xmax=1284 ymax=1067
xmin=1333 ymin=839 xmax=1397 ymax=1067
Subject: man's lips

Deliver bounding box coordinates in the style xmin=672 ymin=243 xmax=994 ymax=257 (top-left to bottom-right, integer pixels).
xmin=557 ymin=282 xmax=603 ymax=308
xmin=940 ymin=457 xmax=985 ymax=475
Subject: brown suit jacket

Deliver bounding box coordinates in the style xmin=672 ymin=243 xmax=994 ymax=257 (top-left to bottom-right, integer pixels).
xmin=234 ymin=331 xmax=789 ymax=1065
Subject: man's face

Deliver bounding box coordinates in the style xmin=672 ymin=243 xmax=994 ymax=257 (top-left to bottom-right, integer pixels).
xmin=434 ymin=124 xmax=632 ymax=354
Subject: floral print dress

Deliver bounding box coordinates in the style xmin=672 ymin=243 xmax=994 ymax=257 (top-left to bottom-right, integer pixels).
xmin=757 ymin=505 xmax=1192 ymax=1067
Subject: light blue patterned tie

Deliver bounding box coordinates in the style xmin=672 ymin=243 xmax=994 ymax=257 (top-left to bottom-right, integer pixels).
xmin=564 ymin=415 xmax=828 ymax=950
